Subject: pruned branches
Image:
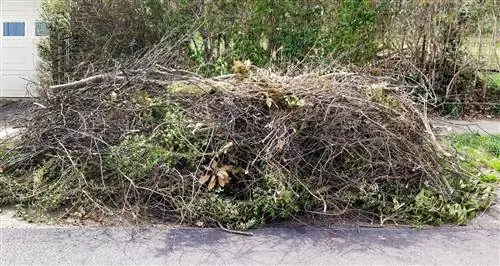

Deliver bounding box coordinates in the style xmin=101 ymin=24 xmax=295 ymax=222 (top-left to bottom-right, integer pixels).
xmin=1 ymin=52 xmax=460 ymax=228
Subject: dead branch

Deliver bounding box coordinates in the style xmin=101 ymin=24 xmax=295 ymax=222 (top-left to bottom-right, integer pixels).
xmin=50 ymin=74 xmax=127 ymax=90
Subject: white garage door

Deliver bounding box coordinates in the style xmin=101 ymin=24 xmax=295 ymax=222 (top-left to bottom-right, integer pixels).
xmin=0 ymin=0 xmax=43 ymax=98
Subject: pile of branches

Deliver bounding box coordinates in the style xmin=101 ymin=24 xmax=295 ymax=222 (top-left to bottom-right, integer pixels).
xmin=1 ymin=51 xmax=462 ymax=228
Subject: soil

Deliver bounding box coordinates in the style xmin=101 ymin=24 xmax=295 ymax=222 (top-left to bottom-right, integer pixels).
xmin=0 ymin=99 xmax=33 ymax=125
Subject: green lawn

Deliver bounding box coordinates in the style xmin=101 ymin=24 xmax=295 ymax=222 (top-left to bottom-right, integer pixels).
xmin=448 ymin=133 xmax=500 ymax=182
xmin=465 ymin=36 xmax=499 ymax=70
xmin=483 ymin=72 xmax=500 ymax=92
xmin=465 ymin=36 xmax=499 ymax=93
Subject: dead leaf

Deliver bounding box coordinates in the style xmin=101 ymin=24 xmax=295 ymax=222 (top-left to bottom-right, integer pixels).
xmin=217 ymin=169 xmax=228 ymax=179
xmin=199 ymin=174 xmax=211 ymax=185
xmin=217 ymin=170 xmax=231 ymax=187
xmin=266 ymin=97 xmax=274 ymax=108
xmin=207 ymin=175 xmax=217 ymax=191
xmin=195 ymin=220 xmax=204 ymax=227
xmin=210 ymin=160 xmax=218 ymax=170
xmin=217 ymin=175 xmax=226 ymax=187
xmin=218 ymin=165 xmax=233 ymax=173
xmin=216 ymin=165 xmax=233 ymax=187
xmin=275 ymin=139 xmax=286 ymax=152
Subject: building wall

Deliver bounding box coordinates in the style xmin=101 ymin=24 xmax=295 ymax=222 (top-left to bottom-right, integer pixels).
xmin=0 ymin=0 xmax=43 ymax=98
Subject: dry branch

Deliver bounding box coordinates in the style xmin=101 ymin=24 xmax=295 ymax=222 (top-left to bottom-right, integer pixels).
xmin=50 ymin=74 xmax=127 ymax=90
xmin=3 ymin=49 xmax=456 ymax=226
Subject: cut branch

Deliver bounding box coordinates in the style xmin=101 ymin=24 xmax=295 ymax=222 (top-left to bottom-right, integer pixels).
xmin=50 ymin=74 xmax=127 ymax=90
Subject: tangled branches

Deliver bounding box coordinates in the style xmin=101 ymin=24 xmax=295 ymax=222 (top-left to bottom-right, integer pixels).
xmin=1 ymin=58 xmax=474 ymax=228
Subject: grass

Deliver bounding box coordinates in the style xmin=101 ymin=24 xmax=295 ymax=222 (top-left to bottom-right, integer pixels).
xmin=448 ymin=133 xmax=500 ymax=181
xmin=465 ymin=36 xmax=500 ymax=95
xmin=482 ymin=72 xmax=500 ymax=92
xmin=465 ymin=36 xmax=499 ymax=70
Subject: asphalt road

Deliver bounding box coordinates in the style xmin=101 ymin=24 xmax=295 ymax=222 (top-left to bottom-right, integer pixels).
xmin=1 ymin=226 xmax=499 ymax=265
xmin=433 ymin=119 xmax=500 ymax=134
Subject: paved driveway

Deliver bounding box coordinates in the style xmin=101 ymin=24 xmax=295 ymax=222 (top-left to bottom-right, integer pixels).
xmin=1 ymin=226 xmax=499 ymax=265
xmin=433 ymin=119 xmax=500 ymax=134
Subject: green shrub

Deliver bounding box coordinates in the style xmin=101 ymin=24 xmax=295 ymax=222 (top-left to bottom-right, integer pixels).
xmin=410 ymin=178 xmax=496 ymax=225
xmin=329 ymin=0 xmax=378 ymax=62
xmin=106 ymin=101 xmax=209 ymax=180
xmin=40 ymin=0 xmax=387 ymax=79
xmin=193 ymin=167 xmax=309 ymax=230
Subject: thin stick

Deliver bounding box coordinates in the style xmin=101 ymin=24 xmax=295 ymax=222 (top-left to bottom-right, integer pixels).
xmin=217 ymin=222 xmax=254 ymax=236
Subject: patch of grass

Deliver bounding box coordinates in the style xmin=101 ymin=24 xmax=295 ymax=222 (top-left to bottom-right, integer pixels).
xmin=448 ymin=134 xmax=499 ymax=185
xmin=465 ymin=36 xmax=499 ymax=70
xmin=449 ymin=133 xmax=500 ymax=172
xmin=482 ymin=72 xmax=500 ymax=92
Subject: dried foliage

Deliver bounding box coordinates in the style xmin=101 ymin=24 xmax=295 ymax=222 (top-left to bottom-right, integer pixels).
xmin=6 ymin=40 xmax=494 ymax=228
xmin=39 ymin=0 xmax=498 ymax=121
xmin=0 ymin=0 xmax=496 ymax=228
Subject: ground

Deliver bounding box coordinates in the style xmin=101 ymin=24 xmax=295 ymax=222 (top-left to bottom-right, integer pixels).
xmin=1 ymin=226 xmax=499 ymax=265
xmin=0 ymin=100 xmax=31 ymax=139
xmin=433 ymin=119 xmax=500 ymax=135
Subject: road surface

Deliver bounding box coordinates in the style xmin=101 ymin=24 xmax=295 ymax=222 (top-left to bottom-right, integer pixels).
xmin=1 ymin=225 xmax=499 ymax=265
xmin=433 ymin=119 xmax=500 ymax=134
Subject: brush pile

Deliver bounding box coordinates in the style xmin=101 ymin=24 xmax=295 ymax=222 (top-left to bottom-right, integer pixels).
xmin=2 ymin=50 xmax=489 ymax=229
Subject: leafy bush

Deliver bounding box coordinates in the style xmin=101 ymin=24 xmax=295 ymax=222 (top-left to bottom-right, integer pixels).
xmin=38 ymin=0 xmax=498 ymax=114
xmin=40 ymin=0 xmax=386 ymax=81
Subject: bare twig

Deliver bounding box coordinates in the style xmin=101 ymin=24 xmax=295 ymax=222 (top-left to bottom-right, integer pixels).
xmin=217 ymin=222 xmax=254 ymax=236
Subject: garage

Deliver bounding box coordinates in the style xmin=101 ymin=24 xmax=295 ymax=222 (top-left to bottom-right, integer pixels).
xmin=0 ymin=0 xmax=44 ymax=98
